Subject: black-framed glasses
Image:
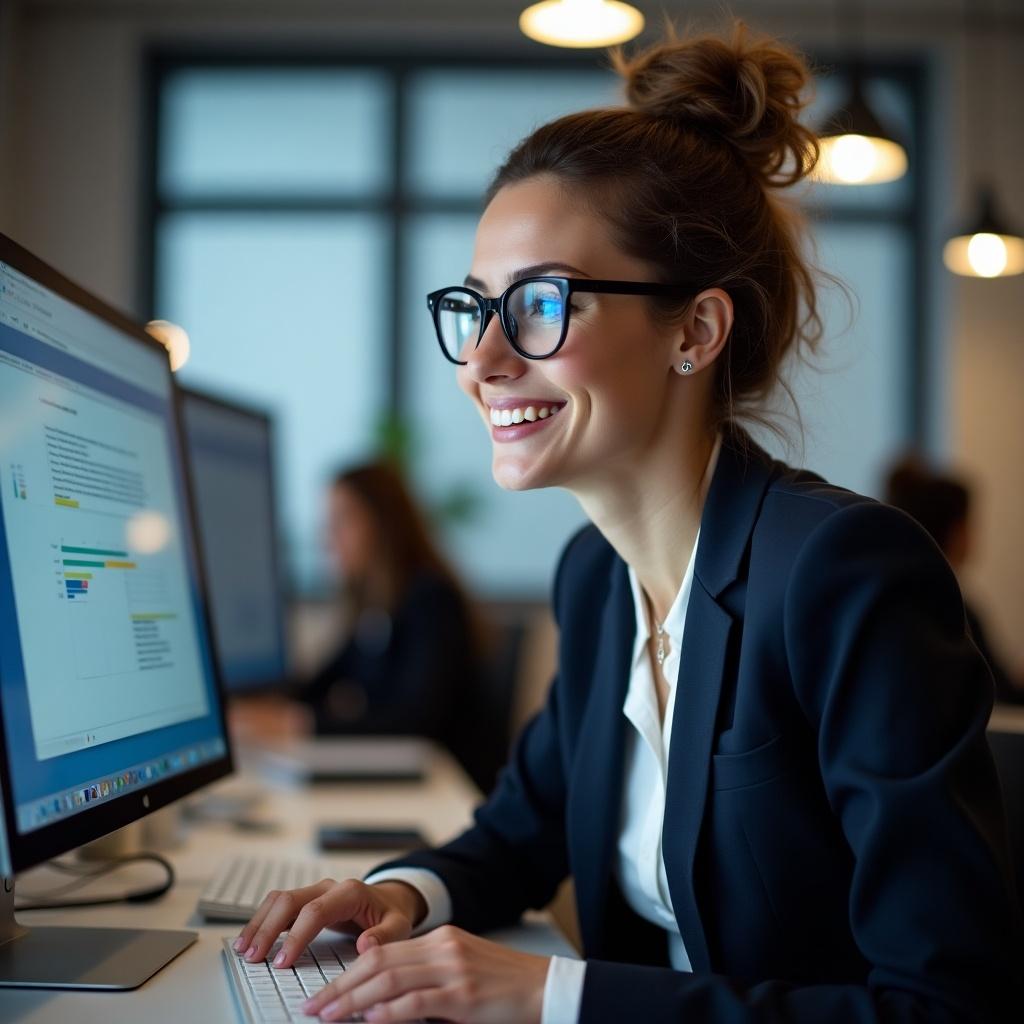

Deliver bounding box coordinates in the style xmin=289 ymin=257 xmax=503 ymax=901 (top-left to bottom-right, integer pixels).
xmin=426 ymin=276 xmax=694 ymax=365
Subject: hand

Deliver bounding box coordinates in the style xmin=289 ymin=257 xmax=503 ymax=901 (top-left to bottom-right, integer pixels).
xmin=233 ymin=878 xmax=426 ymax=966
xmin=302 ymin=924 xmax=550 ymax=1023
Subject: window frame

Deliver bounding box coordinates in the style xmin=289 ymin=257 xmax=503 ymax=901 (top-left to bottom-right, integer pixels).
xmin=141 ymin=47 xmax=931 ymax=443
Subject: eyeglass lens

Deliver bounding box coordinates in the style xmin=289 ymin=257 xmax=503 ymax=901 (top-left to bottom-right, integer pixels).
xmin=436 ymin=280 xmax=566 ymax=361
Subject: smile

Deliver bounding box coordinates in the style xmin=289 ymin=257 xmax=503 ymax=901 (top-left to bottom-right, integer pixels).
xmin=489 ymin=403 xmax=563 ymax=427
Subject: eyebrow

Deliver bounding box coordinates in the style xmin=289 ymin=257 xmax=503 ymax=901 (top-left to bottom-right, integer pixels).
xmin=463 ymin=262 xmax=592 ymax=292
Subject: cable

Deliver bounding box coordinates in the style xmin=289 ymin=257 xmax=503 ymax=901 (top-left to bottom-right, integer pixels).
xmin=14 ymin=851 xmax=175 ymax=911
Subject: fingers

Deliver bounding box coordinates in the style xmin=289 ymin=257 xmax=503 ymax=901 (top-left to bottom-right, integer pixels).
xmin=313 ymin=966 xmax=442 ymax=1022
xmin=233 ymin=879 xmax=334 ymax=963
xmin=304 ymin=927 xmax=463 ymax=1020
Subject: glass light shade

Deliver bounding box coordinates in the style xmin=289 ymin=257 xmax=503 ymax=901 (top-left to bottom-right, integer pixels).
xmin=943 ymin=185 xmax=1024 ymax=278
xmin=816 ymin=76 xmax=908 ymax=185
xmin=816 ymin=133 xmax=909 ymax=185
xmin=145 ymin=319 xmax=191 ymax=371
xmin=943 ymin=233 xmax=1024 ymax=278
xmin=519 ymin=0 xmax=644 ymax=48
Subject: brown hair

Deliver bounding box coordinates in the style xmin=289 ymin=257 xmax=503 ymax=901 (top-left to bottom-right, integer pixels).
xmin=487 ymin=21 xmax=827 ymax=450
xmin=333 ymin=460 xmax=465 ymax=614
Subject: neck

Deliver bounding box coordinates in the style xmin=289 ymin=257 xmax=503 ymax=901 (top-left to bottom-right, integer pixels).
xmin=573 ymin=428 xmax=719 ymax=624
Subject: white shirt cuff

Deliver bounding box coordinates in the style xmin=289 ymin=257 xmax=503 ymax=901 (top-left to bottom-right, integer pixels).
xmin=541 ymin=954 xmax=587 ymax=1024
xmin=363 ymin=867 xmax=452 ymax=935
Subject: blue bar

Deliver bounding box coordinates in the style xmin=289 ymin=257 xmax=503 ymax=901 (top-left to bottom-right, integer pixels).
xmin=65 ymin=580 xmax=86 ymax=590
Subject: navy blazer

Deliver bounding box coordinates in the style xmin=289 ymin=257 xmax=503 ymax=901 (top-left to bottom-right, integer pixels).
xmin=378 ymin=426 xmax=1021 ymax=1022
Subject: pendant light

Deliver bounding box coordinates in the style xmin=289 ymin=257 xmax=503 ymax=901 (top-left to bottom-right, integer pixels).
xmin=816 ymin=0 xmax=908 ymax=185
xmin=145 ymin=319 xmax=191 ymax=371
xmin=943 ymin=1 xmax=1024 ymax=277
xmin=519 ymin=0 xmax=644 ymax=49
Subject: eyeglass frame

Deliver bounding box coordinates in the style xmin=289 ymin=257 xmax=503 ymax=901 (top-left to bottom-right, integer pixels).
xmin=425 ymin=276 xmax=697 ymax=365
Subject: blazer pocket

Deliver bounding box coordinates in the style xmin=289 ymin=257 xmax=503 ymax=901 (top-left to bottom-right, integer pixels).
xmin=712 ymin=733 xmax=793 ymax=791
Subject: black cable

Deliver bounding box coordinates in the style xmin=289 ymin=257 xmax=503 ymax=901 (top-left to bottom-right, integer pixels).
xmin=15 ymin=851 xmax=175 ymax=911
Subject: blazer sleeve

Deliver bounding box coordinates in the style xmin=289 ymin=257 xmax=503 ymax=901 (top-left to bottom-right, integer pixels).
xmin=367 ymin=537 xmax=581 ymax=934
xmin=580 ymin=501 xmax=1022 ymax=1023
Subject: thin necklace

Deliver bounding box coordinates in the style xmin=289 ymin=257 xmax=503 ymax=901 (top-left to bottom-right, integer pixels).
xmin=654 ymin=618 xmax=667 ymax=668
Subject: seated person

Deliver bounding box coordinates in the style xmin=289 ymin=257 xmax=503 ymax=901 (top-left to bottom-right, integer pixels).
xmin=297 ymin=460 xmax=483 ymax=748
xmin=884 ymin=454 xmax=1024 ymax=705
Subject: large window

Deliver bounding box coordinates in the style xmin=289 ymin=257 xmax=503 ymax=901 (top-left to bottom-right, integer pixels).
xmin=148 ymin=53 xmax=926 ymax=596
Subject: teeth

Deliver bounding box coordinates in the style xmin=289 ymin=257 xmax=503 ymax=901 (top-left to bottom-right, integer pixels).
xmin=489 ymin=404 xmax=562 ymax=427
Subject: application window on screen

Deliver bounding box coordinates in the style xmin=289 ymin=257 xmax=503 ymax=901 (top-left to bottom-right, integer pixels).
xmin=0 ymin=267 xmax=210 ymax=764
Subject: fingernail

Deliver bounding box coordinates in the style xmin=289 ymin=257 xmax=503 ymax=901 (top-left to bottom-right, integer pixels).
xmin=232 ymin=937 xmax=245 ymax=952
xmin=302 ymin=997 xmax=317 ymax=1011
xmin=321 ymin=999 xmax=342 ymax=1018
xmin=245 ymin=945 xmax=258 ymax=961
xmin=273 ymin=950 xmax=287 ymax=967
xmin=365 ymin=935 xmax=380 ymax=948
xmin=364 ymin=1007 xmax=382 ymax=1022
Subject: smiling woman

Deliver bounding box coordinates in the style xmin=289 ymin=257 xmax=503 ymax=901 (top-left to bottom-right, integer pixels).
xmin=233 ymin=20 xmax=1021 ymax=1024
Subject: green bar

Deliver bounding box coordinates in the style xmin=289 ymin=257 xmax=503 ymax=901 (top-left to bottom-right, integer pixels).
xmin=131 ymin=613 xmax=178 ymax=622
xmin=61 ymin=545 xmax=128 ymax=557
xmin=63 ymin=559 xmax=105 ymax=568
xmin=64 ymin=571 xmax=93 ymax=580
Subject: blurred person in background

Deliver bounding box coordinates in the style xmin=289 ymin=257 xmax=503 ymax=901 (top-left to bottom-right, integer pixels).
xmin=296 ymin=460 xmax=484 ymax=752
xmin=884 ymin=454 xmax=1024 ymax=705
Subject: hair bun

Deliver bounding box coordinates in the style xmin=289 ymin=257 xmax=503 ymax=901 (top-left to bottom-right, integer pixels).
xmin=613 ymin=22 xmax=819 ymax=187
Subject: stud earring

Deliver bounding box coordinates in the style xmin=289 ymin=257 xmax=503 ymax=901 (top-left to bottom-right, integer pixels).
xmin=680 ymin=360 xmax=693 ymax=374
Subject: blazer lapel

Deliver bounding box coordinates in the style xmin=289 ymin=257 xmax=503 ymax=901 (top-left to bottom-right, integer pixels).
xmin=662 ymin=427 xmax=779 ymax=972
xmin=567 ymin=556 xmax=634 ymax=957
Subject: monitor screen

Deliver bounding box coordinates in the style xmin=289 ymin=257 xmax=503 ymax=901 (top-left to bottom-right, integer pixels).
xmin=0 ymin=235 xmax=230 ymax=871
xmin=179 ymin=388 xmax=289 ymax=693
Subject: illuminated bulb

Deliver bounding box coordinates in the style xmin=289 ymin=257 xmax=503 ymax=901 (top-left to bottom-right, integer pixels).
xmin=816 ymin=134 xmax=908 ymax=185
xmin=127 ymin=510 xmax=172 ymax=554
xmin=943 ymin=232 xmax=1024 ymax=278
xmin=519 ymin=0 xmax=644 ymax=48
xmin=145 ymin=319 xmax=191 ymax=371
xmin=943 ymin=186 xmax=1024 ymax=278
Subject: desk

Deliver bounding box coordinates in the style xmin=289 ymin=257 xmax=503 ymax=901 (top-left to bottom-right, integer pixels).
xmin=6 ymin=741 xmax=578 ymax=1023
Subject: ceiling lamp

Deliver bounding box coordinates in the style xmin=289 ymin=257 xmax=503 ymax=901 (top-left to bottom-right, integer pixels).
xmin=145 ymin=319 xmax=191 ymax=371
xmin=816 ymin=74 xmax=908 ymax=185
xmin=520 ymin=0 xmax=644 ymax=49
xmin=943 ymin=185 xmax=1024 ymax=278
xmin=943 ymin=1 xmax=1024 ymax=278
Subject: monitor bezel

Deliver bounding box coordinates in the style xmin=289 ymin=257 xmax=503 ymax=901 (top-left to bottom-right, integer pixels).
xmin=0 ymin=231 xmax=233 ymax=873
xmin=177 ymin=383 xmax=292 ymax=694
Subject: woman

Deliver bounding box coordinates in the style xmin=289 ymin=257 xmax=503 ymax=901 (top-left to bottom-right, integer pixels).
xmin=236 ymin=24 xmax=1020 ymax=1023
xmin=297 ymin=461 xmax=481 ymax=755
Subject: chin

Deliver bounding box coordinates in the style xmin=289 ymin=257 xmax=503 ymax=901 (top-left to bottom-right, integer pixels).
xmin=491 ymin=453 xmax=557 ymax=492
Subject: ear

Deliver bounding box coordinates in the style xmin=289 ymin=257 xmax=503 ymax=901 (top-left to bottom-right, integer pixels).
xmin=672 ymin=288 xmax=733 ymax=375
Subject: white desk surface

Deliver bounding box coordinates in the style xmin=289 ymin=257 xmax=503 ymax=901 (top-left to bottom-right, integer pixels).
xmin=6 ymin=740 xmax=578 ymax=1023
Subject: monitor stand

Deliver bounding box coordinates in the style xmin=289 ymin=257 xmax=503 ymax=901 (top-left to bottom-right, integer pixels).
xmin=0 ymin=875 xmax=196 ymax=990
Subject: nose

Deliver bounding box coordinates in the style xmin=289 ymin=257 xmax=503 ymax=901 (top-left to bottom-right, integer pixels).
xmin=464 ymin=309 xmax=525 ymax=384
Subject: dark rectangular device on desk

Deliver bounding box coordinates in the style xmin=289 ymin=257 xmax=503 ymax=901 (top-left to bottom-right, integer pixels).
xmin=178 ymin=386 xmax=290 ymax=693
xmin=0 ymin=233 xmax=232 ymax=989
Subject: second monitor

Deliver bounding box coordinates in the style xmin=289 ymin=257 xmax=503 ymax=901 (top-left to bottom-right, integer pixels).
xmin=178 ymin=386 xmax=290 ymax=694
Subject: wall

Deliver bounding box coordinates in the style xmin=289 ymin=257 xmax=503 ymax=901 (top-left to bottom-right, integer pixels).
xmin=2 ymin=0 xmax=1022 ymax=669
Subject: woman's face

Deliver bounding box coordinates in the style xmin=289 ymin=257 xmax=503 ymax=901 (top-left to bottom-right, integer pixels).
xmin=326 ymin=484 xmax=376 ymax=580
xmin=456 ymin=175 xmax=688 ymax=494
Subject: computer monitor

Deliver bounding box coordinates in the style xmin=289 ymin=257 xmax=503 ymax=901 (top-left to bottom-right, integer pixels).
xmin=178 ymin=387 xmax=290 ymax=693
xmin=0 ymin=233 xmax=232 ymax=988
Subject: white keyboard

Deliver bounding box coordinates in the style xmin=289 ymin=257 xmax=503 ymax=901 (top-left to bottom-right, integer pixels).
xmin=200 ymin=855 xmax=338 ymax=922
xmin=223 ymin=934 xmax=357 ymax=1023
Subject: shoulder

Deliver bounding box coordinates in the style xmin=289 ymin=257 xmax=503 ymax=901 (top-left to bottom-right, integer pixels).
xmin=751 ymin=464 xmax=947 ymax=585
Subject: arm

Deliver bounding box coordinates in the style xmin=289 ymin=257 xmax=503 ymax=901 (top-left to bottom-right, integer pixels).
xmin=368 ymin=535 xmax=585 ymax=935
xmin=578 ymin=502 xmax=1021 ymax=1023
